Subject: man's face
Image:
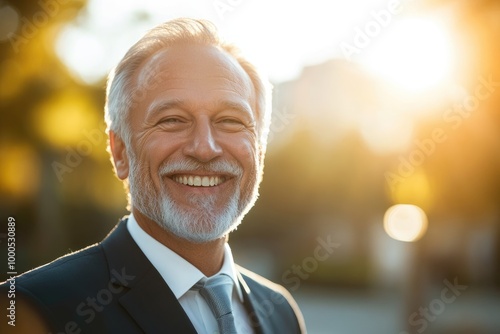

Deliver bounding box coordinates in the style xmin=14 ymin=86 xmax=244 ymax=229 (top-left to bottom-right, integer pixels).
xmin=121 ymin=44 xmax=262 ymax=243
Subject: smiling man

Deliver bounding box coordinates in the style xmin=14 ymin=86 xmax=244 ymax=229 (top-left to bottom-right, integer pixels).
xmin=0 ymin=18 xmax=306 ymax=333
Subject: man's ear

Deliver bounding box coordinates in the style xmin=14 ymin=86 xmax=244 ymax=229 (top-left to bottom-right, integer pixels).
xmin=109 ymin=131 xmax=130 ymax=180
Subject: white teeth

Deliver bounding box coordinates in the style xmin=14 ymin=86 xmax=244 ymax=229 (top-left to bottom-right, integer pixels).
xmin=173 ymin=175 xmax=224 ymax=187
xmin=194 ymin=176 xmax=201 ymax=186
xmin=201 ymin=177 xmax=210 ymax=186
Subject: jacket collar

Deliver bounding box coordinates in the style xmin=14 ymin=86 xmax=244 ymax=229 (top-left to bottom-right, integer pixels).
xmin=101 ymin=218 xmax=270 ymax=334
xmin=101 ymin=218 xmax=197 ymax=334
xmin=237 ymin=268 xmax=279 ymax=334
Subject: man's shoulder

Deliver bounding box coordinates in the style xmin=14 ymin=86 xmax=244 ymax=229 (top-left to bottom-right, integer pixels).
xmin=238 ymin=265 xmax=298 ymax=307
xmin=0 ymin=221 xmax=135 ymax=330
xmin=237 ymin=265 xmax=307 ymax=333
xmin=6 ymin=219 xmax=130 ymax=293
xmin=2 ymin=243 xmax=106 ymax=293
xmin=237 ymin=265 xmax=289 ymax=296
xmin=0 ymin=243 xmax=110 ymax=332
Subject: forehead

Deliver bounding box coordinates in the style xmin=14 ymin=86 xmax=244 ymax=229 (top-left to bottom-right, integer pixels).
xmin=132 ymin=44 xmax=255 ymax=109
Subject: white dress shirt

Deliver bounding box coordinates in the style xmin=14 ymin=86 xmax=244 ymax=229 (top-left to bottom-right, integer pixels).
xmin=127 ymin=214 xmax=254 ymax=334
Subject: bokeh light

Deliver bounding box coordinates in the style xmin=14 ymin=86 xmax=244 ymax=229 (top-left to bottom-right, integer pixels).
xmin=0 ymin=3 xmax=20 ymax=42
xmin=32 ymin=90 xmax=101 ymax=148
xmin=384 ymin=204 xmax=428 ymax=242
xmin=0 ymin=143 xmax=41 ymax=199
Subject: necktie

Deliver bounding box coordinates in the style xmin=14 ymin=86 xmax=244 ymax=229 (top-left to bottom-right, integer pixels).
xmin=196 ymin=274 xmax=238 ymax=334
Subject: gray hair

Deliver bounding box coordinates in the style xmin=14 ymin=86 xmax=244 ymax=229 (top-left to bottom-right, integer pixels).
xmin=104 ymin=18 xmax=272 ymax=150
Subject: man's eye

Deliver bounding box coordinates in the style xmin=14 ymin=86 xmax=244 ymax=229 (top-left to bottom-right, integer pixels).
xmin=156 ymin=117 xmax=189 ymax=130
xmin=158 ymin=117 xmax=187 ymax=126
xmin=221 ymin=118 xmax=243 ymax=124
xmin=162 ymin=118 xmax=183 ymax=123
xmin=219 ymin=117 xmax=249 ymax=126
xmin=217 ymin=118 xmax=247 ymax=132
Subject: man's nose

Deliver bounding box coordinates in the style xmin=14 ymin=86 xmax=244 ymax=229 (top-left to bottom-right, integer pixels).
xmin=183 ymin=116 xmax=223 ymax=162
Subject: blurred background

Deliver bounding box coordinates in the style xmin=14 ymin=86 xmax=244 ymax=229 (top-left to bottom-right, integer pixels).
xmin=1 ymin=0 xmax=500 ymax=333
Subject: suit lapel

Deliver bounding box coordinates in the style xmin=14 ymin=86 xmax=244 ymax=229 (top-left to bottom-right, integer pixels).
xmin=118 ymin=268 xmax=196 ymax=333
xmin=237 ymin=271 xmax=268 ymax=334
xmin=101 ymin=219 xmax=197 ymax=334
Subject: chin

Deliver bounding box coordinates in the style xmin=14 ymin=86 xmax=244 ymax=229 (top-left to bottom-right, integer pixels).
xmin=158 ymin=217 xmax=242 ymax=244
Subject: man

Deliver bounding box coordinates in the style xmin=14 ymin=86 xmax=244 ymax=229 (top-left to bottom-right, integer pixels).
xmin=0 ymin=18 xmax=306 ymax=333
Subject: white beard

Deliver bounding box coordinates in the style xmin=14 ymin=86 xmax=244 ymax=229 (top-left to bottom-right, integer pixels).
xmin=127 ymin=154 xmax=260 ymax=243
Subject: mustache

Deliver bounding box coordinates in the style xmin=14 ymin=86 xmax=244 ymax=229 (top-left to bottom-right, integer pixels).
xmin=159 ymin=159 xmax=243 ymax=177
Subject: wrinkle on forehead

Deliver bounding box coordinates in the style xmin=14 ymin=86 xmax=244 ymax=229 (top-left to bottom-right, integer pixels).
xmin=134 ymin=44 xmax=255 ymax=103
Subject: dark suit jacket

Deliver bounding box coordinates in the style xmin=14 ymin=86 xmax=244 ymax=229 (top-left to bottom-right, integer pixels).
xmin=0 ymin=219 xmax=306 ymax=333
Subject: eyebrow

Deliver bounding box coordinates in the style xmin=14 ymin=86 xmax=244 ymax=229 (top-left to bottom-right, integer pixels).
xmin=216 ymin=100 xmax=253 ymax=116
xmin=146 ymin=98 xmax=254 ymax=119
xmin=146 ymin=99 xmax=186 ymax=118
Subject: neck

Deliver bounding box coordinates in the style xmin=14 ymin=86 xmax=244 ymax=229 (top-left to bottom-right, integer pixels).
xmin=132 ymin=208 xmax=226 ymax=277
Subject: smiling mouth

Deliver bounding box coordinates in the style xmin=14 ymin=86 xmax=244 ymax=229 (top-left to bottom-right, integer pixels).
xmin=172 ymin=175 xmax=227 ymax=187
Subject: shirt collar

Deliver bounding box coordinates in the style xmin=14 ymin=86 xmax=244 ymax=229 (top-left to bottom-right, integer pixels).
xmin=126 ymin=213 xmax=244 ymax=301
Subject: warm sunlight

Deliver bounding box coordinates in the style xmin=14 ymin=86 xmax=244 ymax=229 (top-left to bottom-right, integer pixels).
xmin=0 ymin=143 xmax=40 ymax=199
xmin=384 ymin=204 xmax=428 ymax=242
xmin=54 ymin=0 xmax=390 ymax=84
xmin=32 ymin=90 xmax=101 ymax=147
xmin=360 ymin=17 xmax=456 ymax=93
